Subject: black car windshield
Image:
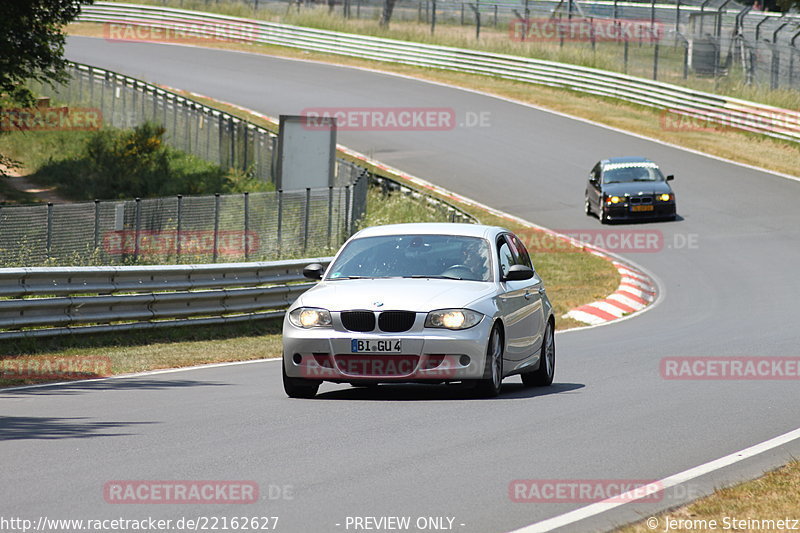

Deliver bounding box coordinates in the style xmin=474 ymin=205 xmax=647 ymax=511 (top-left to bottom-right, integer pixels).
xmin=603 ymin=164 xmax=665 ymax=183
xmin=327 ymin=234 xmax=492 ymax=282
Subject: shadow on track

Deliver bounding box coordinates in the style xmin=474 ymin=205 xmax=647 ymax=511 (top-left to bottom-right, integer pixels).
xmin=0 ymin=378 xmax=230 ymax=397
xmin=0 ymin=416 xmax=155 ymax=441
xmin=313 ymin=381 xmax=584 ymax=401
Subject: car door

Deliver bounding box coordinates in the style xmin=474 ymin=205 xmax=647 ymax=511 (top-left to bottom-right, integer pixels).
xmin=496 ymin=234 xmax=543 ymax=361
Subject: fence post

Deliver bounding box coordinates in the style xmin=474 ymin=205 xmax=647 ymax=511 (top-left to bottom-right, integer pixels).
xmin=431 ymin=0 xmax=436 ymax=34
xmin=276 ymin=189 xmax=283 ymax=259
xmin=244 ymin=191 xmax=250 ymax=261
xmin=624 ymin=40 xmax=629 ymax=74
xmin=213 ymin=193 xmax=220 ymax=262
xmin=653 ymin=41 xmax=659 ymax=80
xmin=327 ymin=186 xmax=334 ymax=250
xmin=134 ymin=197 xmax=141 ymax=262
xmin=94 ymin=199 xmax=100 ymax=251
xmin=303 ymin=188 xmax=311 ymax=255
xmin=345 ymin=185 xmax=352 ymax=238
xmin=46 ymin=203 xmax=54 ymax=260
xmin=176 ymin=194 xmax=183 ymax=263
xmin=771 ymin=22 xmax=791 ymax=89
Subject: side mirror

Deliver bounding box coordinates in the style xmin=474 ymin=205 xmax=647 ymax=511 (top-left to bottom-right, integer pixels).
xmin=666 ymin=174 xmax=674 ymax=181
xmin=503 ymin=264 xmax=534 ymax=281
xmin=302 ymin=263 xmax=325 ymax=280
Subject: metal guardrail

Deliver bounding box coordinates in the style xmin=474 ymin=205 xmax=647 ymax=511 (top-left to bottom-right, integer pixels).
xmin=0 ymin=258 xmax=332 ymax=339
xmin=77 ymin=2 xmax=799 ymax=142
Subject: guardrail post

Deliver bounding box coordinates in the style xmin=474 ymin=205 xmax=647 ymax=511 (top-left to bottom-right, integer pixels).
xmin=213 ymin=193 xmax=220 ymax=263
xmin=276 ymin=189 xmax=283 ymax=259
xmin=176 ymin=194 xmax=183 ymax=263
xmin=46 ymin=202 xmax=54 ymax=260
xmin=134 ymin=197 xmax=141 ymax=262
xmin=303 ymin=188 xmax=311 ymax=255
xmin=94 ymin=199 xmax=100 ymax=251
xmin=244 ymin=192 xmax=250 ymax=261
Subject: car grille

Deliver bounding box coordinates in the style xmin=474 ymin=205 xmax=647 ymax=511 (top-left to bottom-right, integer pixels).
xmin=340 ymin=311 xmax=376 ymax=332
xmin=334 ymin=355 xmax=420 ymax=376
xmin=340 ymin=311 xmax=417 ymax=333
xmin=378 ymin=311 xmax=416 ymax=332
xmin=629 ymin=196 xmax=653 ymax=204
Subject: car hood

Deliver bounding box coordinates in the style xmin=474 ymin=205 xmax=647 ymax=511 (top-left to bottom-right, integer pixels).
xmin=602 ymin=181 xmax=672 ymax=196
xmin=296 ymin=278 xmax=497 ymax=312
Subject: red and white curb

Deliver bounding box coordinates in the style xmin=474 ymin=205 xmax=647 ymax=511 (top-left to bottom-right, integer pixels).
xmin=564 ymin=259 xmax=657 ymax=326
xmin=170 ymin=89 xmax=659 ymax=329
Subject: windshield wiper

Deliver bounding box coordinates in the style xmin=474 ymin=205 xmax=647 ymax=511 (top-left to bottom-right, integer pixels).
xmin=404 ymin=274 xmax=463 ymax=280
xmin=329 ymin=275 xmax=374 ymax=280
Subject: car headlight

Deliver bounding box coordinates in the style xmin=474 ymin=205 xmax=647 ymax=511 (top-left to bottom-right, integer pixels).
xmin=606 ymin=195 xmax=623 ymax=204
xmin=288 ymin=307 xmax=332 ymax=328
xmin=657 ymin=193 xmax=674 ymax=201
xmin=424 ymin=309 xmax=483 ymax=330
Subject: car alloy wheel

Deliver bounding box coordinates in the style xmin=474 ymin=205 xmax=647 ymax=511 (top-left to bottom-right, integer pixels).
xmin=522 ymin=322 xmax=555 ymax=387
xmin=584 ymin=198 xmax=592 ymax=216
xmin=475 ymin=325 xmax=503 ymax=397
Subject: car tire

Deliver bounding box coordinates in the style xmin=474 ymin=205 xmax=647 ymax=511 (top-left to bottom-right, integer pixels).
xmin=584 ymin=198 xmax=592 ymax=216
xmin=522 ymin=321 xmax=555 ymax=387
xmin=599 ymin=204 xmax=609 ymax=224
xmin=474 ymin=325 xmax=504 ymax=398
xmin=283 ymin=362 xmax=320 ymax=398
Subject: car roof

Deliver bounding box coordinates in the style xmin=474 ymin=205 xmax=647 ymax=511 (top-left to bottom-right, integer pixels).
xmin=351 ymin=223 xmax=508 ymax=240
xmin=601 ymin=156 xmax=657 ymax=166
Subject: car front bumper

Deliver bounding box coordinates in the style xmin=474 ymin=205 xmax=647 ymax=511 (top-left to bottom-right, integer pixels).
xmin=282 ymin=315 xmax=493 ymax=383
xmin=606 ymin=202 xmax=676 ymax=221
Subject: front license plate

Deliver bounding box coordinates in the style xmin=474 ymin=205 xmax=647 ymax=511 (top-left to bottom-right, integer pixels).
xmin=351 ymin=339 xmax=402 ymax=353
xmin=631 ymin=205 xmax=654 ymax=212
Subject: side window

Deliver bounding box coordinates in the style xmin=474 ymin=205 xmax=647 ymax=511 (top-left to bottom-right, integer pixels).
xmin=590 ymin=163 xmax=601 ymax=183
xmin=498 ymin=241 xmax=514 ymax=278
xmin=508 ymin=234 xmax=533 ymax=269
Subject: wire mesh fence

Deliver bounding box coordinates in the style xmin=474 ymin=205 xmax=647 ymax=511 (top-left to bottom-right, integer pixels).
xmin=0 ymin=177 xmax=367 ymax=266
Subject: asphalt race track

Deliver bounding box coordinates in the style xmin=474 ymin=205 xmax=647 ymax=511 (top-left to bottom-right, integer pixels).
xmin=2 ymin=36 xmax=800 ymax=532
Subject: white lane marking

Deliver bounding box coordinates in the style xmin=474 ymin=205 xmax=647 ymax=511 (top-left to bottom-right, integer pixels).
xmin=507 ymin=426 xmax=800 ymax=533
xmin=0 ymin=357 xmax=282 ymax=392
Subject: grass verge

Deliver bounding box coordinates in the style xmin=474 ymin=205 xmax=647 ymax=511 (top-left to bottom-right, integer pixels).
xmin=618 ymin=460 xmax=800 ymax=532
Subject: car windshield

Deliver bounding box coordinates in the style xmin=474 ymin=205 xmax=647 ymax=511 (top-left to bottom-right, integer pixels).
xmin=327 ymin=234 xmax=492 ymax=282
xmin=603 ymin=163 xmax=665 ymax=183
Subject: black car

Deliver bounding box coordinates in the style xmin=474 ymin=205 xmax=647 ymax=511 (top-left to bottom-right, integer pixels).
xmin=585 ymin=157 xmax=676 ymax=224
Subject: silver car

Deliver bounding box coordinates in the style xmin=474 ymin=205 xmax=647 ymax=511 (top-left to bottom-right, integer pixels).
xmin=282 ymin=223 xmax=555 ymax=398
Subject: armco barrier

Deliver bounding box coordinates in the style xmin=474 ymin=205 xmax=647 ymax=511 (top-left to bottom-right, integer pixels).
xmin=77 ymin=2 xmax=800 ymax=143
xmin=0 ymin=258 xmax=331 ymax=339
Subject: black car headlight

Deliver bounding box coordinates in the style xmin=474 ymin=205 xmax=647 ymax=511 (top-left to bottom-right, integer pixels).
xmin=424 ymin=309 xmax=483 ymax=330
xmin=288 ymin=307 xmax=333 ymax=328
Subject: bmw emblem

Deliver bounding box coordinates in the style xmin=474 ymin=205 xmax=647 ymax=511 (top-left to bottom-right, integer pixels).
xmin=374 ymin=301 xmax=384 ymax=308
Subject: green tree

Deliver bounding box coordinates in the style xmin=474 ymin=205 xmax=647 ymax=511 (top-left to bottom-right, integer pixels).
xmin=1 ymin=0 xmax=93 ymax=174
